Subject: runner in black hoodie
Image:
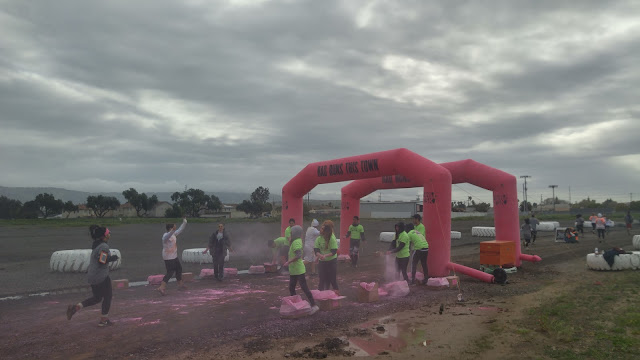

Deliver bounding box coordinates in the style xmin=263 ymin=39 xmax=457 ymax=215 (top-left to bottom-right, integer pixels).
xmin=66 ymin=225 xmax=119 ymax=326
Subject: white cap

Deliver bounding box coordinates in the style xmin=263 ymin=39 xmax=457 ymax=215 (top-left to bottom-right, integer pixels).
xmin=311 ymin=219 xmax=319 ymax=227
xmin=598 ymin=213 xmax=602 ymax=217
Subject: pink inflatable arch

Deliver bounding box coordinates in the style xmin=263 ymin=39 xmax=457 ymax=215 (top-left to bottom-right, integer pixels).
xmin=282 ymin=149 xmax=452 ymax=275
xmin=341 ymin=159 xmax=541 ymax=283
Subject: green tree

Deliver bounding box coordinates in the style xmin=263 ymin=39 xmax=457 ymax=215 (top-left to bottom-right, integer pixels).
xmin=122 ymin=188 xmax=159 ymax=217
xmin=21 ymin=200 xmax=40 ymax=219
xmin=62 ymin=201 xmax=79 ymax=218
xmin=601 ymin=198 xmax=617 ymax=209
xmin=86 ymin=195 xmax=121 ymax=218
xmin=237 ymin=186 xmax=273 ymax=218
xmin=451 ymin=201 xmax=466 ymax=212
xmin=519 ymin=200 xmax=532 ymax=212
xmin=170 ymin=188 xmax=221 ymax=218
xmin=0 ymin=196 xmax=22 ymax=219
xmin=615 ymin=203 xmax=630 ymax=212
xmin=475 ymin=202 xmax=491 ymax=212
xmin=34 ymin=193 xmax=64 ymax=218
xmin=574 ymin=197 xmax=599 ymax=208
xmin=165 ymin=203 xmax=184 ymax=218
xmin=630 ymin=201 xmax=640 ymax=211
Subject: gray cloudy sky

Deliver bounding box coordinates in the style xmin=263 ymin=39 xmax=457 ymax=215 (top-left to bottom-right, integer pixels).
xmin=1 ymin=0 xmax=639 ymax=205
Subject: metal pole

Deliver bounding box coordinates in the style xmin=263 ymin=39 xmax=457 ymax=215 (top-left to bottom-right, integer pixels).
xmin=549 ymin=185 xmax=558 ymax=212
xmin=520 ymin=175 xmax=531 ymax=212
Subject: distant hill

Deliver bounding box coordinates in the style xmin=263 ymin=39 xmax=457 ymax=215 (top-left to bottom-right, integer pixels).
xmin=0 ymin=186 xmax=282 ymax=205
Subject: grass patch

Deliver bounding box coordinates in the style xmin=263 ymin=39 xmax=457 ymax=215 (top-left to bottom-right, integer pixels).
xmin=524 ymin=271 xmax=640 ymax=359
xmin=0 ymin=216 xmax=281 ymax=228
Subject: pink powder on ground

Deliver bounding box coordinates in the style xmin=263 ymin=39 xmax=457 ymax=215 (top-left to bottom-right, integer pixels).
xmin=311 ymin=289 xmax=339 ymax=300
xmin=360 ymin=282 xmax=376 ymax=291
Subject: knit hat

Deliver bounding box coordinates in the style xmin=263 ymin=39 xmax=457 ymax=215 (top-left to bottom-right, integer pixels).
xmin=291 ymin=225 xmax=303 ymax=240
xmin=311 ymin=219 xmax=319 ymax=227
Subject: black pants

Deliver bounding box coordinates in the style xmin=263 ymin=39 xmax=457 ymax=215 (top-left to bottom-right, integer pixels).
xmin=597 ymin=229 xmax=605 ymax=239
xmin=289 ymin=274 xmax=315 ymax=306
xmin=350 ymin=239 xmax=361 ymax=266
xmin=411 ymin=250 xmax=428 ymax=280
xmin=82 ymin=276 xmax=112 ymax=316
xmin=577 ymin=224 xmax=584 ymax=234
xmin=395 ymin=257 xmax=410 ymax=282
xmin=531 ymin=230 xmax=538 ymax=242
xmin=163 ymin=258 xmax=183 ymax=283
xmin=212 ymin=250 xmax=225 ymax=279
xmin=318 ymin=259 xmax=338 ymax=291
xmin=592 ymin=223 xmax=597 ymax=231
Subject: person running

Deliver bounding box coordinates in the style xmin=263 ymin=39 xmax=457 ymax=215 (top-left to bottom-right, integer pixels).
xmin=575 ymin=214 xmax=585 ymax=235
xmin=529 ymin=214 xmax=540 ymax=243
xmin=521 ymin=218 xmax=532 ymax=248
xmin=589 ymin=213 xmax=598 ymax=234
xmin=268 ymin=236 xmax=289 ymax=268
xmin=157 ymin=217 xmax=188 ymax=295
xmin=595 ymin=213 xmax=606 ymax=242
xmin=283 ymin=225 xmax=319 ymax=315
xmin=203 ymin=223 xmax=233 ymax=281
xmin=344 ymin=216 xmax=366 ymax=268
xmin=412 ymin=214 xmax=426 ymax=237
xmin=285 ymin=218 xmax=295 ymax=243
xmin=625 ymin=210 xmax=634 ymax=235
xmin=386 ymin=222 xmax=410 ymax=283
xmin=314 ymin=220 xmax=339 ymax=293
xmin=304 ymin=219 xmax=321 ymax=275
xmin=405 ymin=223 xmax=429 ymax=285
xmin=66 ymin=225 xmax=119 ymax=326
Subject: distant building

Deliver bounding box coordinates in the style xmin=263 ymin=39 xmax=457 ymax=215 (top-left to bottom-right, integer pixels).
xmin=360 ymin=201 xmax=423 ymax=219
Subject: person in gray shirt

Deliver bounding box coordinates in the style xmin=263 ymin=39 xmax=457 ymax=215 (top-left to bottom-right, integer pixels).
xmin=66 ymin=225 xmax=119 ymax=327
xmin=529 ymin=214 xmax=540 ymax=243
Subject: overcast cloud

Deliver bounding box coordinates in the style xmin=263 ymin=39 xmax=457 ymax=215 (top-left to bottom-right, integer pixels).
xmin=1 ymin=0 xmax=639 ymax=205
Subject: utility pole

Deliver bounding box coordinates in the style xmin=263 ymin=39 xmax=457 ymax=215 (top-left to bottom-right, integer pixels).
xmin=569 ymin=186 xmax=571 ymax=205
xmin=631 ymin=193 xmax=633 ymax=203
xmin=520 ymin=175 xmax=531 ymax=212
xmin=549 ymin=185 xmax=558 ymax=212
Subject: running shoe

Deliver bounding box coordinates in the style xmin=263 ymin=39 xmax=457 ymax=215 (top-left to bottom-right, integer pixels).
xmin=66 ymin=305 xmax=77 ymax=320
xmin=309 ymin=305 xmax=320 ymax=315
xmin=98 ymin=319 xmax=114 ymax=327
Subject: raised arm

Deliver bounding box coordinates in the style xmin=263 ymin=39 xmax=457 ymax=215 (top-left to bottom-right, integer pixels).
xmin=174 ymin=218 xmax=187 ymax=235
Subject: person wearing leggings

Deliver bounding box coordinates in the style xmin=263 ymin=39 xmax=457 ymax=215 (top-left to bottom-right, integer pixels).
xmin=283 ymin=225 xmax=319 ymax=315
xmin=315 ymin=220 xmax=339 ymax=293
xmin=405 ymin=223 xmax=429 ymax=285
xmin=157 ymin=217 xmax=188 ymax=295
xmin=387 ymin=222 xmax=410 ymax=283
xmin=66 ymin=225 xmax=119 ymax=327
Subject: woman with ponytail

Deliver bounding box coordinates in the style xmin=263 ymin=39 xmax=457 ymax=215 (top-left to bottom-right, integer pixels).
xmin=66 ymin=225 xmax=119 ymax=326
xmin=314 ymin=220 xmax=339 ymax=293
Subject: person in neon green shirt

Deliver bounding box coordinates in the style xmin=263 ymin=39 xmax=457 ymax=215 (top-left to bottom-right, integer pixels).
xmin=344 ymin=216 xmax=366 ymax=268
xmin=386 ymin=222 xmax=410 ymax=283
xmin=314 ymin=220 xmax=339 ymax=293
xmin=285 ymin=218 xmax=295 ymax=242
xmin=405 ymin=223 xmax=429 ymax=285
xmin=268 ymin=236 xmax=289 ymax=268
xmin=412 ymin=214 xmax=425 ymax=237
xmin=283 ymin=225 xmax=319 ymax=315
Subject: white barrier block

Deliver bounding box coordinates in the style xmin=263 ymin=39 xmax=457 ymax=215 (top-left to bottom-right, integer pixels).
xmin=451 ymin=231 xmax=462 ymax=239
xmin=472 ymin=227 xmax=495 ymax=237
xmin=182 ymin=248 xmax=229 ymax=263
xmin=379 ymin=232 xmax=395 ymax=243
xmin=633 ymin=235 xmax=640 ymax=250
xmin=537 ymin=222 xmax=559 ymax=231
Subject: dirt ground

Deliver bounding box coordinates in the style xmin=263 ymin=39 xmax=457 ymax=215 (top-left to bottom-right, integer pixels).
xmin=0 ymin=219 xmax=636 ymax=359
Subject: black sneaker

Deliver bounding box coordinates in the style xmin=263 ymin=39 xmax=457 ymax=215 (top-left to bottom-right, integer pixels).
xmin=66 ymin=305 xmax=77 ymax=320
xmin=98 ymin=319 xmax=114 ymax=327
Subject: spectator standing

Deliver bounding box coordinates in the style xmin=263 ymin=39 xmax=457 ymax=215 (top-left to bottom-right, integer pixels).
xmin=625 ymin=210 xmax=633 ymax=235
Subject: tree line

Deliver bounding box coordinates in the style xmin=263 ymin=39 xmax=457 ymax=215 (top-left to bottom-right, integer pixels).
xmin=519 ymin=197 xmax=640 ymax=212
xmin=0 ymin=186 xmax=274 ymax=219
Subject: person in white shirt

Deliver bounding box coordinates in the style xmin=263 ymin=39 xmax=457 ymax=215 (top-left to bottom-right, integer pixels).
xmin=303 ymin=219 xmax=320 ymax=275
xmin=157 ymin=217 xmax=187 ymax=295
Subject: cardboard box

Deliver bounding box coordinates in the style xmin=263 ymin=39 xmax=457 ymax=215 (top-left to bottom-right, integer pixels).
xmin=317 ymin=296 xmax=346 ymax=311
xmin=264 ymin=263 xmax=278 ymax=273
xmin=446 ymin=275 xmax=459 ymax=287
xmin=111 ymin=279 xmax=129 ymax=289
xmin=182 ymin=272 xmax=194 ymax=282
xmin=479 ymin=240 xmax=515 ymax=266
xmin=357 ymin=283 xmax=379 ymax=303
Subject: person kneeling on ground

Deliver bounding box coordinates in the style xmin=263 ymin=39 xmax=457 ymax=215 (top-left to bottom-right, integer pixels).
xmin=66 ymin=225 xmax=118 ymax=327
xmin=283 ymin=225 xmax=319 ymax=315
xmin=268 ymin=236 xmax=290 ymax=274
xmin=564 ymin=227 xmax=579 ymax=243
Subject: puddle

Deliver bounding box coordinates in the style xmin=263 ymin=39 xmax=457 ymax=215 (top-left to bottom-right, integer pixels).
xmin=347 ymin=315 xmax=426 ymax=356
